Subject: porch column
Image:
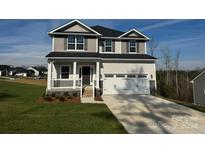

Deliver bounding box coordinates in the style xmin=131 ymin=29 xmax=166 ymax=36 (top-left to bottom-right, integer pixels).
xmin=47 ymin=61 xmax=52 ymax=90
xmin=73 ymin=61 xmax=77 ymax=89
xmin=96 ymin=61 xmax=100 ymax=88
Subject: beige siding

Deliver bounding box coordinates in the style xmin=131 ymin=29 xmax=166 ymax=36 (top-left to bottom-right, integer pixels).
xmin=138 ymin=42 xmax=146 ymax=54
xmin=54 ymin=37 xmax=65 ymax=51
xmin=64 ymin=24 xmax=89 ymax=33
xmin=87 ymin=38 xmax=97 ymax=52
xmin=121 ymin=41 xmax=128 ymax=54
xmin=128 ymin=32 xmax=141 ymax=37
xmin=101 ymin=62 xmax=156 ymax=81
xmin=115 ymin=40 xmax=121 ymax=53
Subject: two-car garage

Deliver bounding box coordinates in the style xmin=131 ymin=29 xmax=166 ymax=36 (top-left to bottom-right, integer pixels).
xmin=103 ymin=74 xmax=150 ymax=95
xmin=101 ymin=62 xmax=156 ymax=95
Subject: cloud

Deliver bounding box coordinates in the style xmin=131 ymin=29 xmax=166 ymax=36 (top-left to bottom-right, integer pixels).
xmin=140 ymin=20 xmax=191 ymax=31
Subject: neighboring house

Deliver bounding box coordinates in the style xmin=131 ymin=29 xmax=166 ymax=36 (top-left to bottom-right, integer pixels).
xmin=46 ymin=19 xmax=157 ymax=97
xmin=0 ymin=70 xmax=2 ymax=76
xmin=27 ymin=67 xmax=40 ymax=76
xmin=15 ymin=72 xmax=27 ymax=77
xmin=191 ymin=70 xmax=205 ymax=106
xmin=13 ymin=67 xmax=29 ymax=77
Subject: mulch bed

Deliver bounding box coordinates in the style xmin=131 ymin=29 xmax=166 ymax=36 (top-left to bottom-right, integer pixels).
xmin=94 ymin=95 xmax=104 ymax=101
xmin=38 ymin=96 xmax=81 ymax=103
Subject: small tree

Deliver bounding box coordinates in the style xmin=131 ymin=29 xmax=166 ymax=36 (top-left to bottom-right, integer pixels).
xmin=174 ymin=50 xmax=180 ymax=97
xmin=160 ymin=46 xmax=172 ymax=85
xmin=148 ymin=37 xmax=158 ymax=56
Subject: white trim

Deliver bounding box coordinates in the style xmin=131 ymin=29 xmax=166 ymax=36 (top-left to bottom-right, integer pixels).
xmin=49 ymin=19 xmax=101 ymax=35
xmin=101 ymin=36 xmax=148 ymax=40
xmin=145 ymin=42 xmax=147 ymax=54
xmin=96 ymin=38 xmax=98 ymax=53
xmin=60 ymin=65 xmax=71 ymax=79
xmin=52 ymin=37 xmax=54 ymax=51
xmin=118 ymin=29 xmax=150 ymax=40
xmin=73 ymin=61 xmax=77 ymax=89
xmin=191 ymin=70 xmax=205 ymax=82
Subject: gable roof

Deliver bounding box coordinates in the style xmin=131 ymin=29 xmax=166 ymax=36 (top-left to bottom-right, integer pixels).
xmin=49 ymin=19 xmax=101 ymax=35
xmin=118 ymin=29 xmax=150 ymax=40
xmin=91 ymin=25 xmax=124 ymax=37
xmin=191 ymin=70 xmax=205 ymax=82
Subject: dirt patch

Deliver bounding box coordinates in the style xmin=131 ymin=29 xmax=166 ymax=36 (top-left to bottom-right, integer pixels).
xmin=6 ymin=78 xmax=47 ymax=87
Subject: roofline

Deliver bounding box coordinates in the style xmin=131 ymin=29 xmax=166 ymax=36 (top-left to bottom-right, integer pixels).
xmin=191 ymin=70 xmax=205 ymax=82
xmin=101 ymin=36 xmax=149 ymax=41
xmin=118 ymin=29 xmax=150 ymax=40
xmin=46 ymin=57 xmax=156 ymax=61
xmin=48 ymin=32 xmax=101 ymax=37
xmin=49 ymin=19 xmax=102 ymax=35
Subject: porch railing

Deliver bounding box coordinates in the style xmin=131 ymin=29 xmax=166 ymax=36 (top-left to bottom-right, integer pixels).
xmin=51 ymin=79 xmax=82 ymax=88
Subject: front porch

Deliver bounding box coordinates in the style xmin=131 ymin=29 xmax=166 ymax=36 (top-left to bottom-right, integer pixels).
xmin=46 ymin=59 xmax=101 ymax=98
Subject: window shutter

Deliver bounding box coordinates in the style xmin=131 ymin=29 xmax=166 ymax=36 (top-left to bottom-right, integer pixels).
xmin=84 ymin=37 xmax=88 ymax=51
xmin=136 ymin=42 xmax=139 ymax=53
xmin=112 ymin=40 xmax=115 ymax=52
xmin=64 ymin=37 xmax=67 ymax=50
xmin=126 ymin=41 xmax=129 ymax=53
xmin=102 ymin=40 xmax=104 ymax=52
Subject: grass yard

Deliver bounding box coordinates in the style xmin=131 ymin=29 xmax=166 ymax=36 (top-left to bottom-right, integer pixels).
xmin=0 ymin=80 xmax=126 ymax=133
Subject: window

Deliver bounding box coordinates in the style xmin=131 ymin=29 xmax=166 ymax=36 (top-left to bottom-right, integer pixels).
xmin=104 ymin=40 xmax=112 ymax=52
xmin=68 ymin=36 xmax=84 ymax=50
xmin=129 ymin=40 xmax=137 ymax=53
xmin=105 ymin=74 xmax=114 ymax=78
xmin=138 ymin=74 xmax=147 ymax=78
xmin=61 ymin=66 xmax=70 ymax=79
xmin=127 ymin=74 xmax=136 ymax=78
xmin=116 ymin=74 xmax=125 ymax=78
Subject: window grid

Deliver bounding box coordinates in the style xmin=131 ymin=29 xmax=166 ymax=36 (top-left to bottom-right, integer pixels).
xmin=129 ymin=40 xmax=137 ymax=53
xmin=61 ymin=66 xmax=70 ymax=79
xmin=68 ymin=36 xmax=84 ymax=51
xmin=104 ymin=40 xmax=112 ymax=52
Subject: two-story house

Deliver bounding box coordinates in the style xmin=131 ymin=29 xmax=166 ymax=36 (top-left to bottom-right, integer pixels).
xmin=46 ymin=19 xmax=157 ymax=98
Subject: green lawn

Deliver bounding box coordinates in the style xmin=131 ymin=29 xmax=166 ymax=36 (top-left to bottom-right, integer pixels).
xmin=0 ymin=80 xmax=127 ymax=133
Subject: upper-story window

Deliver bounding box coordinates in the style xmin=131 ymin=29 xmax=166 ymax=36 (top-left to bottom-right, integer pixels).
xmin=104 ymin=40 xmax=112 ymax=52
xmin=68 ymin=36 xmax=84 ymax=51
xmin=129 ymin=40 xmax=138 ymax=53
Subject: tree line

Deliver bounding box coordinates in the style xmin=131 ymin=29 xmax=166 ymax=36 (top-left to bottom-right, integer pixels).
xmin=148 ymin=37 xmax=203 ymax=103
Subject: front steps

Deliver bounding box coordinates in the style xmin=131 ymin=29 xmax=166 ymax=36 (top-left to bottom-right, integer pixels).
xmin=83 ymin=86 xmax=93 ymax=97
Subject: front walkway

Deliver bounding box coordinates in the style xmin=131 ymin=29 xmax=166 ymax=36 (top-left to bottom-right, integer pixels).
xmin=103 ymin=95 xmax=205 ymax=134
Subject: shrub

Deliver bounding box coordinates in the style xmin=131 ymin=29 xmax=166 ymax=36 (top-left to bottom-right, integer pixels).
xmin=44 ymin=96 xmax=53 ymax=102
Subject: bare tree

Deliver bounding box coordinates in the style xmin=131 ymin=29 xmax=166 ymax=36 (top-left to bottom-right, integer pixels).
xmin=160 ymin=46 xmax=172 ymax=85
xmin=148 ymin=37 xmax=158 ymax=56
xmin=174 ymin=50 xmax=180 ymax=97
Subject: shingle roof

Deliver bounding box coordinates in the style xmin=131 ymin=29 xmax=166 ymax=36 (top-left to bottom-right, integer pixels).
xmin=91 ymin=26 xmax=124 ymax=37
xmin=46 ymin=52 xmax=156 ymax=60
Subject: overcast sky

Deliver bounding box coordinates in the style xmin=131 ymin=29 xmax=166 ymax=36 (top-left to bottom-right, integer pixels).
xmin=0 ymin=19 xmax=204 ymax=70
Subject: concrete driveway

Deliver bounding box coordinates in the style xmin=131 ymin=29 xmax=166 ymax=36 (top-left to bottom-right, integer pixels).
xmin=103 ymin=95 xmax=205 ymax=134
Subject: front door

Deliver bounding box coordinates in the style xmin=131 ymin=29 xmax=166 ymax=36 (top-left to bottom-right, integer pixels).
xmin=82 ymin=66 xmax=90 ymax=85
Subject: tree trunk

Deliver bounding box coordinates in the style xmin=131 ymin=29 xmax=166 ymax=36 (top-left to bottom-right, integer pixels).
xmin=176 ymin=70 xmax=178 ymax=97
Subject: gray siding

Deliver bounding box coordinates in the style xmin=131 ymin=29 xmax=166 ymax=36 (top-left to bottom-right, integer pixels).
xmin=193 ymin=73 xmax=205 ymax=105
xmin=138 ymin=42 xmax=146 ymax=53
xmin=53 ymin=36 xmax=97 ymax=52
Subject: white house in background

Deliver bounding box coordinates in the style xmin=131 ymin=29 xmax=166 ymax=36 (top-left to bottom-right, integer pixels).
xmin=15 ymin=73 xmax=27 ymax=77
xmin=0 ymin=70 xmax=2 ymax=76
xmin=46 ymin=19 xmax=157 ymax=98
xmin=27 ymin=67 xmax=40 ymax=76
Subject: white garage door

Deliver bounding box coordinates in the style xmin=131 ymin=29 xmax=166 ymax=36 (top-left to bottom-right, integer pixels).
xmin=103 ymin=74 xmax=150 ymax=95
